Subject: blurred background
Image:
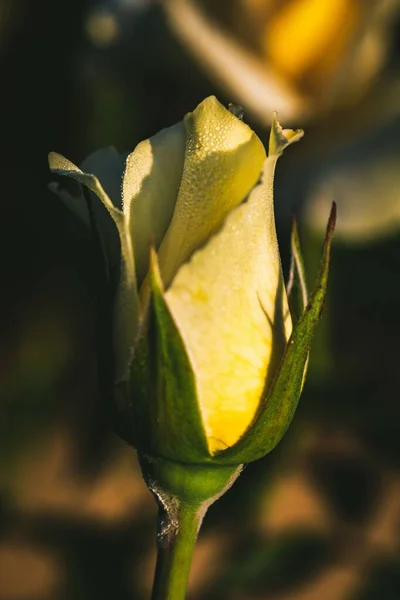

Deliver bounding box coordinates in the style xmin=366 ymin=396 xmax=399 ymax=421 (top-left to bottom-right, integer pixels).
xmin=1 ymin=0 xmax=400 ymax=598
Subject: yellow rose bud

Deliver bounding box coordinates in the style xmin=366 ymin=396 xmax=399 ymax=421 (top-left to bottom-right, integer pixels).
xmin=49 ymin=97 xmax=335 ymax=470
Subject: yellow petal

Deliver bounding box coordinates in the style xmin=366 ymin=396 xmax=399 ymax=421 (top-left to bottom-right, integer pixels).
xmin=123 ymin=121 xmax=186 ymax=285
xmin=157 ymin=96 xmax=266 ymax=287
xmin=165 ymin=156 xmax=292 ymax=453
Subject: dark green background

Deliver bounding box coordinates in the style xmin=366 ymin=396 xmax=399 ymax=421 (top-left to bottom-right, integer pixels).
xmin=1 ymin=1 xmax=400 ymax=599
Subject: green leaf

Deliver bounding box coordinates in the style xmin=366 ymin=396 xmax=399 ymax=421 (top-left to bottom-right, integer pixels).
xmin=126 ymin=248 xmax=210 ymax=463
xmin=216 ymin=203 xmax=336 ymax=465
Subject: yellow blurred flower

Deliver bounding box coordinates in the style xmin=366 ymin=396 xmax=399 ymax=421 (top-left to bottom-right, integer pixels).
xmin=164 ymin=0 xmax=398 ymax=122
xmin=264 ymin=0 xmax=361 ymax=89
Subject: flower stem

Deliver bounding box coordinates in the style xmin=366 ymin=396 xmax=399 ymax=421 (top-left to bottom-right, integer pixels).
xmin=151 ymin=499 xmax=205 ymax=600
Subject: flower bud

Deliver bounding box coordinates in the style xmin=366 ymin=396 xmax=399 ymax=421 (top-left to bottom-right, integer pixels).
xmin=49 ymin=97 xmax=334 ymax=476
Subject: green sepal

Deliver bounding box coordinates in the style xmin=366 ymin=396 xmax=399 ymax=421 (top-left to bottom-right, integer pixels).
xmin=125 ymin=248 xmax=211 ymax=463
xmin=214 ymin=203 xmax=336 ymax=465
xmin=287 ymin=215 xmax=309 ymax=321
xmin=139 ymin=454 xmax=241 ymax=504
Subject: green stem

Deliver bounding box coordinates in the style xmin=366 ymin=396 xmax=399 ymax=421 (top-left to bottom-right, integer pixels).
xmin=151 ymin=499 xmax=205 ymax=600
xmin=139 ymin=454 xmax=241 ymax=599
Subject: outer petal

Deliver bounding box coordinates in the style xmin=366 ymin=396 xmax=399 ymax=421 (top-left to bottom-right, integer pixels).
xmin=217 ymin=203 xmax=336 ymax=464
xmin=164 ymin=154 xmax=291 ymax=454
xmin=50 ymin=147 xmax=125 ymax=274
xmin=48 ymin=152 xmax=139 ymax=384
xmin=48 ymin=180 xmax=91 ymax=227
xmin=81 ymin=146 xmax=126 ymax=209
xmin=48 ymin=152 xmax=121 ymax=219
xmin=49 ymin=147 xmax=125 ymax=229
xmin=158 ymin=96 xmax=266 ymax=287
xmin=123 ymin=121 xmax=186 ymax=285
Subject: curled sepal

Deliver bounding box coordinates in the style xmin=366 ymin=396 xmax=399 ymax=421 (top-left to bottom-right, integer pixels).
xmin=127 ymin=248 xmax=210 ymax=463
xmin=215 ymin=203 xmax=336 ymax=465
xmin=287 ymin=215 xmax=308 ymax=321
